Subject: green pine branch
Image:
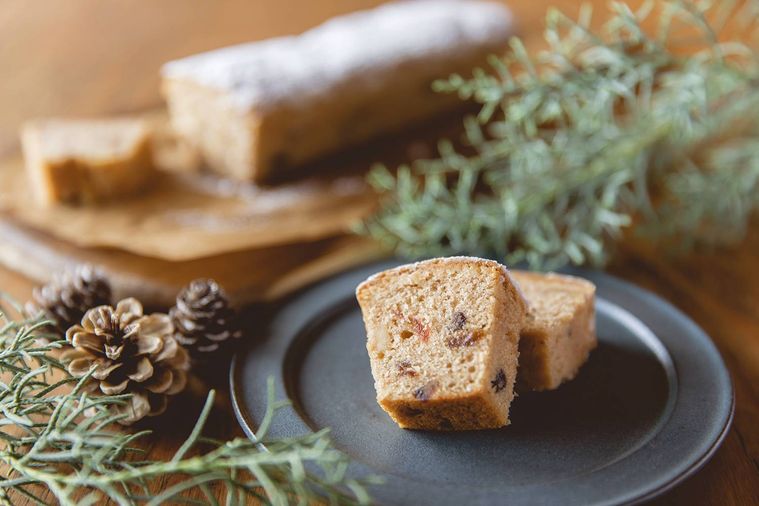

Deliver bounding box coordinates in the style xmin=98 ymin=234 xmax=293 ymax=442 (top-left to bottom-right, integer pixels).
xmin=0 ymin=297 xmax=379 ymax=505
xmin=360 ymin=0 xmax=759 ymax=270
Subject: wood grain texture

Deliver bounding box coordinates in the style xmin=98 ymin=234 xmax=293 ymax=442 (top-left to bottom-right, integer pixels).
xmin=0 ymin=216 xmax=383 ymax=308
xmin=0 ymin=0 xmax=757 ymax=504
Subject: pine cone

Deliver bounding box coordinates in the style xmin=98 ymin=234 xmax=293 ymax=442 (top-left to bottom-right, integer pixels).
xmin=62 ymin=298 xmax=190 ymax=425
xmin=26 ymin=264 xmax=112 ymax=336
xmin=170 ymin=279 xmax=241 ymax=360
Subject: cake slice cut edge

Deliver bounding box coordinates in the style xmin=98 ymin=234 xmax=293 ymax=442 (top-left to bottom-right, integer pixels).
xmin=511 ymin=271 xmax=597 ymax=392
xmin=20 ymin=117 xmax=155 ymax=206
xmin=356 ymin=257 xmax=527 ymax=430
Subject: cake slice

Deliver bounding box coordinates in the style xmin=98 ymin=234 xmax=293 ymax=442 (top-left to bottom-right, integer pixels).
xmin=356 ymin=257 xmax=527 ymax=430
xmin=21 ymin=117 xmax=154 ymax=206
xmin=511 ymin=271 xmax=597 ymax=391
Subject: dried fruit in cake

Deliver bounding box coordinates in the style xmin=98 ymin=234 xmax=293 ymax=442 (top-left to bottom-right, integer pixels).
xmin=356 ymin=257 xmax=527 ymax=430
xmin=511 ymin=271 xmax=597 ymax=391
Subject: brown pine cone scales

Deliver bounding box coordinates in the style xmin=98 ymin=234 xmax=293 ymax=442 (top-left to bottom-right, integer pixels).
xmin=170 ymin=279 xmax=241 ymax=360
xmin=62 ymin=298 xmax=190 ymax=425
xmin=26 ymin=264 xmax=112 ymax=336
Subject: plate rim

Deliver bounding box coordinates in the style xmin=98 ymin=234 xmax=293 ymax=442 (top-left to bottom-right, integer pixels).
xmin=230 ymin=259 xmax=735 ymax=506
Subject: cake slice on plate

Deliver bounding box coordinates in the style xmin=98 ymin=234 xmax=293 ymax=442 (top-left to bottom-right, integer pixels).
xmin=356 ymin=257 xmax=527 ymax=430
xmin=511 ymin=271 xmax=597 ymax=391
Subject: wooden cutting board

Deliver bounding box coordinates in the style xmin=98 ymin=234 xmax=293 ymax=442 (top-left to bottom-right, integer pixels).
xmin=0 ymin=216 xmax=382 ymax=308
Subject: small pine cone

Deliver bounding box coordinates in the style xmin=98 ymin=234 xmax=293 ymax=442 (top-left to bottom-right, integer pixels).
xmin=62 ymin=298 xmax=190 ymax=425
xmin=170 ymin=279 xmax=241 ymax=360
xmin=26 ymin=264 xmax=112 ymax=336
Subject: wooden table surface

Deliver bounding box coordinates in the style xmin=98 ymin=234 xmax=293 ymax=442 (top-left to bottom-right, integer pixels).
xmin=1 ymin=1 xmax=757 ymax=504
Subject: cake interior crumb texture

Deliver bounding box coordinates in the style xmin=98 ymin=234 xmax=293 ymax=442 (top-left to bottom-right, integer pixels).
xmin=511 ymin=271 xmax=597 ymax=391
xmin=356 ymin=257 xmax=527 ymax=430
xmin=21 ymin=118 xmax=154 ymax=205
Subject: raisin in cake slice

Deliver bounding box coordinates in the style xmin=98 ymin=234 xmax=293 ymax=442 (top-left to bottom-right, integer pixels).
xmin=356 ymin=257 xmax=527 ymax=430
xmin=511 ymin=271 xmax=597 ymax=391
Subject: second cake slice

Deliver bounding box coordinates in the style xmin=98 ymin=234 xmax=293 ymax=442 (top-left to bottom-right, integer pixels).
xmin=511 ymin=271 xmax=597 ymax=391
xmin=356 ymin=257 xmax=527 ymax=430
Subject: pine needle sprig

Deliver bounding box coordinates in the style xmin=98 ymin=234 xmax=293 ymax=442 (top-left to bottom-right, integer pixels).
xmin=361 ymin=0 xmax=759 ymax=270
xmin=0 ymin=300 xmax=378 ymax=505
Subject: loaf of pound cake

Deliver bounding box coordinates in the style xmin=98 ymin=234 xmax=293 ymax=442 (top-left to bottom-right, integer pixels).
xmin=511 ymin=271 xmax=597 ymax=391
xmin=161 ymin=0 xmax=513 ymax=182
xmin=21 ymin=118 xmax=154 ymax=206
xmin=356 ymin=257 xmax=527 ymax=430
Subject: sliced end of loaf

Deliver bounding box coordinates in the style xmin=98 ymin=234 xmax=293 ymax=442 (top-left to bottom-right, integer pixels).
xmin=161 ymin=78 xmax=262 ymax=181
xmin=356 ymin=257 xmax=526 ymax=430
xmin=20 ymin=118 xmax=154 ymax=205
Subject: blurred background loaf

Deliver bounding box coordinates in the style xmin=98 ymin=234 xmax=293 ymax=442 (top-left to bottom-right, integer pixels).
xmin=161 ymin=0 xmax=513 ymax=182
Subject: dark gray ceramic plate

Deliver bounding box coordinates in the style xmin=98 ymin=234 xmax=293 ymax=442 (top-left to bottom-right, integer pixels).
xmin=230 ymin=260 xmax=734 ymax=506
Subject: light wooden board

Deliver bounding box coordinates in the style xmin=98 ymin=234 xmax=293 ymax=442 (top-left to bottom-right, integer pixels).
xmin=0 ymin=217 xmax=382 ymax=308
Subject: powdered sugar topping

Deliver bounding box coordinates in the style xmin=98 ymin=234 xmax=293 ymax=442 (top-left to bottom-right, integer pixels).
xmin=162 ymin=0 xmax=513 ymax=112
xmin=356 ymin=255 xmax=523 ymax=299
